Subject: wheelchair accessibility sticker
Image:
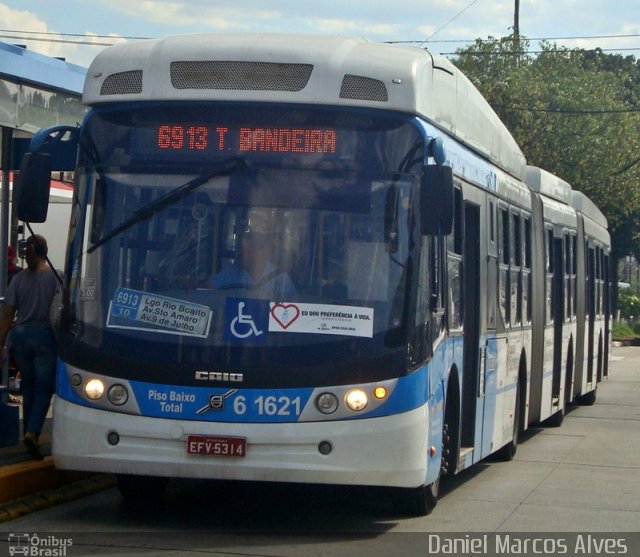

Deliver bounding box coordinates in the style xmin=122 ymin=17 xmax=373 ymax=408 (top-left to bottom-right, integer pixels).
xmin=224 ymin=298 xmax=269 ymax=343
xmin=223 ymin=299 xmax=374 ymax=341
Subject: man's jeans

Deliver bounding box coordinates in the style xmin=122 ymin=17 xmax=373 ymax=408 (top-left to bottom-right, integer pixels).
xmin=11 ymin=324 xmax=57 ymax=436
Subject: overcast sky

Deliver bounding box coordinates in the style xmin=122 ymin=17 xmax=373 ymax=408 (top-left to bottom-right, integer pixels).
xmin=1 ymin=0 xmax=638 ymax=67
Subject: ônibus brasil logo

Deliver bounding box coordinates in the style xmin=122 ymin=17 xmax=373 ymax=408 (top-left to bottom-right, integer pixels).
xmin=8 ymin=533 xmax=73 ymax=556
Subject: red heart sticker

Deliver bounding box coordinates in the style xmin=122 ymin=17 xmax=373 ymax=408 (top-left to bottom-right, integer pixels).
xmin=270 ymin=304 xmax=300 ymax=329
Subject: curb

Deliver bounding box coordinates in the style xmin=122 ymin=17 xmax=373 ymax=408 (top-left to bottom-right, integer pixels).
xmin=612 ymin=339 xmax=640 ymax=347
xmin=0 ymin=458 xmax=83 ymax=504
xmin=0 ymin=459 xmax=116 ymax=522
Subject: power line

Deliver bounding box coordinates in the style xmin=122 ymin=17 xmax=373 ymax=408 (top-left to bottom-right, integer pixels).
xmin=4 ymin=27 xmax=640 ymax=46
xmin=420 ymin=0 xmax=481 ymax=44
xmin=440 ymin=46 xmax=640 ymax=55
xmin=0 ymin=33 xmax=115 ymax=46
xmin=2 ymin=28 xmax=639 ymax=55
xmin=393 ymin=33 xmax=640 ymax=44
xmin=503 ymin=105 xmax=640 ymax=114
xmin=0 ymin=29 xmax=149 ymax=40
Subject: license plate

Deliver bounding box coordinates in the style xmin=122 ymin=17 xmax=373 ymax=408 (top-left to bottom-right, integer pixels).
xmin=186 ymin=435 xmax=246 ymax=457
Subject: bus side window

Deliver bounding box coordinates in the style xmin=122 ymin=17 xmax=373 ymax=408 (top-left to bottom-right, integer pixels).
xmin=413 ymin=236 xmax=432 ymax=362
xmin=412 ymin=235 xmax=445 ymax=362
xmin=447 ymin=188 xmax=463 ymax=330
xmin=523 ymin=217 xmax=532 ymax=323
xmin=487 ymin=200 xmax=497 ymax=329
xmin=603 ymin=251 xmax=611 ymax=319
xmin=431 ymin=236 xmax=446 ymax=336
xmin=511 ymin=212 xmax=522 ymax=326
xmin=546 ymin=227 xmax=554 ymax=324
xmin=498 ymin=206 xmax=511 ymax=328
xmin=564 ymin=232 xmax=573 ymax=319
xmin=572 ymin=234 xmax=578 ymax=318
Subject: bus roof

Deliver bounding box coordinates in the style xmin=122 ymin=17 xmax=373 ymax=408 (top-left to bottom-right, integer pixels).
xmin=527 ymin=165 xmax=608 ymax=232
xmin=83 ymin=33 xmax=526 ymax=180
xmin=525 ymin=166 xmax=573 ymax=205
xmin=571 ymin=189 xmax=608 ymax=228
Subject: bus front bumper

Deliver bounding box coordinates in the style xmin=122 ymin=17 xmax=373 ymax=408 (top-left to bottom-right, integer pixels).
xmin=52 ymin=397 xmax=430 ymax=488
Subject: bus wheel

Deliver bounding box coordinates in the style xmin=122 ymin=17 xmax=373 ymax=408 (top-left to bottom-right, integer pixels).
xmin=543 ymin=405 xmax=565 ymax=427
xmin=399 ymin=413 xmax=451 ymax=516
xmin=399 ymin=477 xmax=439 ymax=517
xmin=116 ymin=474 xmax=169 ymax=501
xmin=496 ymin=390 xmax=520 ymax=461
xmin=577 ymin=388 xmax=597 ymax=406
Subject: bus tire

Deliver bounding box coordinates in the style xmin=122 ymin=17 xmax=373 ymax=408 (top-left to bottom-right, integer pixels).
xmin=496 ymin=391 xmax=520 ymax=461
xmin=399 ymin=390 xmax=457 ymax=516
xmin=397 ymin=415 xmax=451 ymax=515
xmin=577 ymin=388 xmax=597 ymax=406
xmin=399 ymin=479 xmax=439 ymax=517
xmin=116 ymin=474 xmax=169 ymax=501
xmin=543 ymin=406 xmax=564 ymax=427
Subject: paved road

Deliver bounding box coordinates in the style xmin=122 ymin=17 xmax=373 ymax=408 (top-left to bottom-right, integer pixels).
xmin=427 ymin=345 xmax=640 ymax=531
xmin=1 ymin=346 xmax=639 ymax=556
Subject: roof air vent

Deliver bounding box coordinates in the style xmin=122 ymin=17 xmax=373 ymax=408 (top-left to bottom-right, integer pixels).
xmin=100 ymin=70 xmax=143 ymax=95
xmin=339 ymin=74 xmax=388 ymax=102
xmin=170 ymin=61 xmax=313 ymax=91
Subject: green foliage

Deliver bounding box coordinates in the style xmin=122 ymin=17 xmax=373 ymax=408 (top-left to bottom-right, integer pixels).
xmin=452 ymin=37 xmax=640 ymax=263
xmin=617 ymin=289 xmax=640 ymax=321
xmin=611 ymin=320 xmax=640 ymax=341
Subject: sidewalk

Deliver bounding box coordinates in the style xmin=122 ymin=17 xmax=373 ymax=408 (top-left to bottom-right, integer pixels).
xmin=0 ymin=397 xmax=114 ymax=520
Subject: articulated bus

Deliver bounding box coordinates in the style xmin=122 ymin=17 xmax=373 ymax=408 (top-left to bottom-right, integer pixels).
xmin=15 ymin=34 xmax=611 ymax=515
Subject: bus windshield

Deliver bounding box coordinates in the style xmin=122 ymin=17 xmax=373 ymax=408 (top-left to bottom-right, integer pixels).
xmin=65 ymin=103 xmax=425 ymax=386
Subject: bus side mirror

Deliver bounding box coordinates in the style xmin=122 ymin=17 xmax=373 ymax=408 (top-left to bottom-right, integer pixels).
xmin=420 ymin=165 xmax=454 ymax=235
xmin=14 ymin=152 xmax=52 ymax=223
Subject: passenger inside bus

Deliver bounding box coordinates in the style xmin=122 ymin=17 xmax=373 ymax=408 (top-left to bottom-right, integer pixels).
xmin=210 ymin=228 xmax=296 ymax=299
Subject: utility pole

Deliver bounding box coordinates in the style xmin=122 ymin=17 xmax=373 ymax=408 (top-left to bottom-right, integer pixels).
xmin=514 ymin=0 xmax=520 ymax=36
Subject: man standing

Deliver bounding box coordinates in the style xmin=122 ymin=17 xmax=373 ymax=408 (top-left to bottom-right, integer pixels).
xmin=0 ymin=235 xmax=58 ymax=460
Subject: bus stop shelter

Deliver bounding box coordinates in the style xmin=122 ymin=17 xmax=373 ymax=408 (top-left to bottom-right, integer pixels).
xmin=0 ymin=41 xmax=86 ymax=445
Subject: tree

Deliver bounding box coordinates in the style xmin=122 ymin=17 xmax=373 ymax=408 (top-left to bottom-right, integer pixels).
xmin=618 ymin=289 xmax=640 ymax=322
xmin=452 ymin=37 xmax=640 ymax=263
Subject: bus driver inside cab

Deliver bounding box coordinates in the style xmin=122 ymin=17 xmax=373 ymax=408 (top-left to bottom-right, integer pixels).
xmin=210 ymin=215 xmax=296 ymax=300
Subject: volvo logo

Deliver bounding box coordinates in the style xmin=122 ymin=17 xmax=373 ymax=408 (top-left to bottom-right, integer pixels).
xmin=195 ymin=371 xmax=244 ymax=383
xmin=196 ymin=389 xmax=238 ymax=414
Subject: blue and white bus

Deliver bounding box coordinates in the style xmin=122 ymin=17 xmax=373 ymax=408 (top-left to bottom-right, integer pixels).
xmin=15 ymin=34 xmax=611 ymax=515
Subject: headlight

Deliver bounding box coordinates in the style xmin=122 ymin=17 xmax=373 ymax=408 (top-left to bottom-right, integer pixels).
xmin=315 ymin=392 xmax=339 ymax=414
xmin=84 ymin=378 xmax=105 ymax=400
xmin=108 ymin=384 xmax=129 ymax=406
xmin=345 ymin=389 xmax=368 ymax=411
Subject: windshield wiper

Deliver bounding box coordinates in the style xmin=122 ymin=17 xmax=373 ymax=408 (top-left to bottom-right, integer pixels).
xmin=87 ymin=157 xmax=244 ymax=254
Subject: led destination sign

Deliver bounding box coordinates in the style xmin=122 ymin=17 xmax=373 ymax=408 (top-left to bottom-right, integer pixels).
xmin=157 ymin=125 xmax=337 ymax=155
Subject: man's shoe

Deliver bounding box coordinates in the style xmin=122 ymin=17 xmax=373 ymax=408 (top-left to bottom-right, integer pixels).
xmin=24 ymin=436 xmax=44 ymax=461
